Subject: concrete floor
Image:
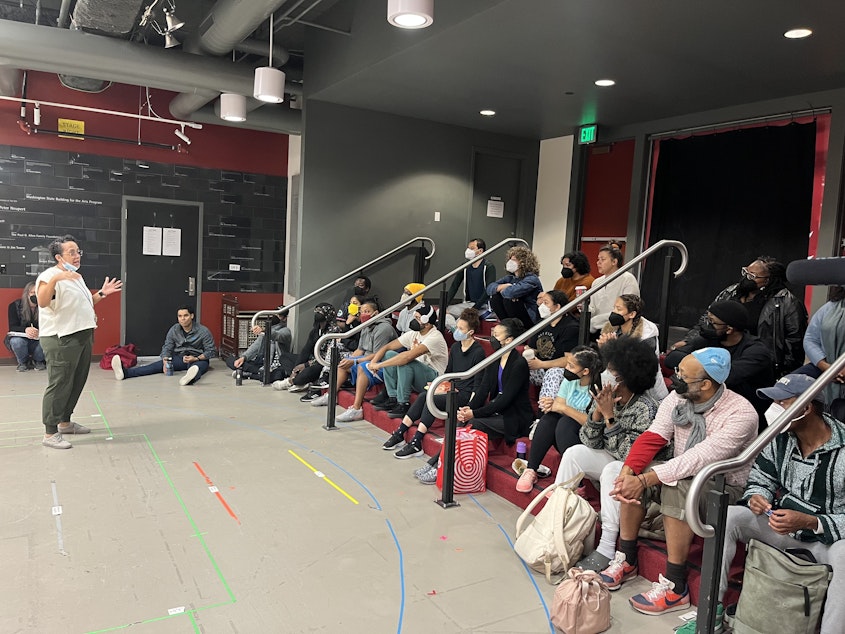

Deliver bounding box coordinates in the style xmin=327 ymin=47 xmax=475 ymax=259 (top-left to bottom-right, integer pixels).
xmin=2 ymin=362 xmax=697 ymax=633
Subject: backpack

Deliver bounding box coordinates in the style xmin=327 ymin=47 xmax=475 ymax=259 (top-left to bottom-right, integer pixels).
xmin=513 ymin=475 xmax=597 ymax=584
xmin=100 ymin=343 xmax=138 ymax=370
xmin=550 ymin=568 xmax=611 ymax=634
xmin=733 ymin=539 xmax=832 ymax=634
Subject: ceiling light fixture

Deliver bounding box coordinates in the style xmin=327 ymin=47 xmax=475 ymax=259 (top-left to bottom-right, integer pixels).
xmin=174 ymin=126 xmax=190 ymax=145
xmin=595 ymin=79 xmax=616 ymax=87
xmin=479 ymin=109 xmax=496 ymax=117
xmin=253 ymin=13 xmax=286 ymax=103
xmin=387 ymin=0 xmax=434 ymax=29
xmin=784 ymin=27 xmax=812 ymax=39
xmin=148 ymin=1 xmax=184 ymax=48
xmin=163 ymin=2 xmax=185 ymax=32
xmin=220 ymin=93 xmax=247 ymax=122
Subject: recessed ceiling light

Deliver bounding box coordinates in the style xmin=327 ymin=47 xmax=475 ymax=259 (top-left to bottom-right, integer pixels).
xmin=595 ymin=79 xmax=615 ymax=87
xmin=480 ymin=109 xmax=496 ymax=117
xmin=784 ymin=27 xmax=812 ymax=39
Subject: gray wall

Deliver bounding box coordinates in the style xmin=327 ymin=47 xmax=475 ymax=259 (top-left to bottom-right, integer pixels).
xmin=293 ymin=100 xmax=539 ymax=342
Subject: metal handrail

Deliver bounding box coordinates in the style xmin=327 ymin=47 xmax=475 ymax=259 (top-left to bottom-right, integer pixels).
xmin=312 ymin=237 xmax=529 ymax=366
xmin=424 ymin=239 xmax=689 ymax=418
xmin=686 ymin=351 xmax=845 ymax=539
xmin=249 ymin=236 xmax=436 ymax=328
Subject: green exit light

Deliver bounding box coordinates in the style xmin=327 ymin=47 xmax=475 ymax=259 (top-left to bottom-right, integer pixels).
xmin=579 ymin=124 xmax=598 ymax=145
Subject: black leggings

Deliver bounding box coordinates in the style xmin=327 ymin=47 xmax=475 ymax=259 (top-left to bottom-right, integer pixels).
xmin=292 ymin=363 xmax=323 ymax=386
xmin=527 ymin=412 xmax=582 ymax=470
xmin=490 ymin=293 xmax=534 ymax=331
xmin=405 ymin=390 xmax=472 ymax=430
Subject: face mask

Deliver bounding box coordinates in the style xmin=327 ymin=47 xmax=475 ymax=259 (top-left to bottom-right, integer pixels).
xmin=313 ymin=313 xmax=327 ymax=325
xmin=506 ymin=259 xmax=519 ymax=274
xmin=490 ymin=336 xmax=503 ymax=351
xmin=353 ymin=285 xmax=367 ymax=297
xmin=409 ymin=319 xmax=422 ymax=331
xmin=737 ymin=277 xmax=758 ymax=295
xmin=604 ymin=372 xmax=620 ymax=389
xmin=465 ymin=248 xmax=477 ymax=261
xmin=560 ymin=267 xmax=574 ymax=279
xmin=671 ymin=375 xmax=690 ymax=395
xmin=764 ymin=403 xmax=785 ymax=427
xmin=62 ymin=260 xmax=78 ymax=272
xmin=538 ymin=304 xmax=552 ymax=319
xmin=608 ymin=312 xmax=626 ymax=327
xmin=563 ymin=368 xmax=581 ymax=382
xmin=453 ymin=329 xmax=469 ymax=341
xmin=359 ymin=313 xmax=373 ymax=323
xmin=347 ymin=303 xmax=359 ymax=316
xmin=29 ymin=295 xmax=37 ymax=304
xmin=700 ymin=324 xmax=727 ymax=341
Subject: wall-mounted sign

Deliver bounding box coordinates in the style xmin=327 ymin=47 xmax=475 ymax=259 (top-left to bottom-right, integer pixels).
xmin=58 ymin=118 xmax=85 ymax=139
xmin=578 ymin=124 xmax=598 ymax=145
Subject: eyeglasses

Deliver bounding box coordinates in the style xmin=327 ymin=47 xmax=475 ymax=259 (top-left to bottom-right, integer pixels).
xmin=741 ymin=267 xmax=769 ymax=281
xmin=706 ymin=316 xmax=727 ymax=328
xmin=674 ymin=367 xmax=706 ymax=384
xmin=63 ymin=249 xmax=83 ymax=257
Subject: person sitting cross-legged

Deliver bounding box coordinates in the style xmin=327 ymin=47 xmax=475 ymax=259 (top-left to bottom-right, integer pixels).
xmin=384 ymin=308 xmax=486 ymax=460
xmin=310 ymin=299 xmax=397 ymax=415
xmin=225 ymin=314 xmax=291 ymax=382
xmin=554 ymin=337 xmax=672 ymax=571
xmin=677 ymin=373 xmax=845 ymax=634
xmin=273 ymin=303 xmax=341 ymax=393
xmin=111 ymin=305 xmax=216 ymax=386
xmin=598 ymin=347 xmax=758 ymax=617
xmin=361 ymin=304 xmax=448 ymax=420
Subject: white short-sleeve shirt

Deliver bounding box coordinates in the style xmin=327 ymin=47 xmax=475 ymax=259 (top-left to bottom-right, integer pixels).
xmin=397 ymin=327 xmax=449 ymax=374
xmin=36 ymin=266 xmax=97 ymax=337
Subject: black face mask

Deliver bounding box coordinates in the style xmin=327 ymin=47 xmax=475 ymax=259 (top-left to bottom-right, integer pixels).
xmin=489 ymin=336 xmax=503 ymax=351
xmin=700 ymin=324 xmax=728 ymax=341
xmin=29 ymin=295 xmax=37 ymax=304
xmin=563 ymin=368 xmax=581 ymax=382
xmin=560 ymin=267 xmax=574 ymax=279
xmin=737 ymin=277 xmax=758 ymax=295
xmin=608 ymin=312 xmax=626 ymax=327
xmin=313 ymin=313 xmax=327 ymax=325
xmin=353 ymin=286 xmax=368 ymax=297
xmin=671 ymin=375 xmax=689 ymax=394
xmin=409 ymin=319 xmax=422 ymax=331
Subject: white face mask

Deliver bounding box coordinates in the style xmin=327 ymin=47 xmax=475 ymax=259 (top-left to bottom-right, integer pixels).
xmin=764 ymin=403 xmax=785 ymax=427
xmin=506 ymin=259 xmax=519 ymax=274
xmin=400 ymin=293 xmax=411 ymax=307
xmin=465 ymin=248 xmax=477 ymax=261
xmin=538 ymin=304 xmax=551 ymax=319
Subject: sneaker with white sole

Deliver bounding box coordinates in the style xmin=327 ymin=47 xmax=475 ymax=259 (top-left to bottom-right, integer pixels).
xmin=418 ymin=466 xmax=438 ymax=484
xmin=310 ymin=393 xmax=330 ymax=407
xmin=414 ymin=464 xmax=436 ymax=478
xmin=382 ymin=431 xmax=405 ymax=450
xmin=628 ymin=573 xmax=690 ymax=615
xmin=516 ymin=468 xmax=538 ymax=493
xmin=288 ymin=382 xmax=310 ymax=393
xmin=599 ymin=551 xmax=638 ymax=590
xmin=42 ymin=433 xmax=72 ymax=449
xmin=58 ymin=422 xmax=90 ymax=434
xmin=394 ymin=442 xmax=423 ymax=459
xmin=273 ymin=378 xmax=291 ymax=391
xmin=111 ymin=355 xmax=124 ymax=380
xmin=180 ymin=365 xmax=200 ymax=386
xmin=335 ymin=407 xmax=363 ymax=422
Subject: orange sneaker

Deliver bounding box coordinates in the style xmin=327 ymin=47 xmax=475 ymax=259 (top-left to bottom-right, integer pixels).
xmin=599 ymin=551 xmax=638 ymax=590
xmin=516 ymin=468 xmax=538 ymax=493
xmin=628 ymin=574 xmax=690 ymax=615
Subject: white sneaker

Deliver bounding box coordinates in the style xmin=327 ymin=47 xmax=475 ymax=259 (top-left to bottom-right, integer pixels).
xmin=111 ymin=355 xmax=124 ymax=380
xmin=335 ymin=408 xmax=363 ymax=422
xmin=310 ymin=393 xmax=330 ymax=407
xmin=272 ymin=378 xmax=291 ymax=391
xmin=180 ymin=365 xmax=200 ymax=386
xmin=42 ymin=432 xmax=72 ymax=449
xmin=288 ymin=382 xmax=310 ymax=393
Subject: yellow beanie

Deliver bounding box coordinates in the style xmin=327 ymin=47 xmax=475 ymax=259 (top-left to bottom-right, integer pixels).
xmin=405 ymin=282 xmax=425 ymax=304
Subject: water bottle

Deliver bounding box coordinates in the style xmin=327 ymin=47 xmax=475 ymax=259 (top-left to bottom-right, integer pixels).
xmin=235 ymin=367 xmax=243 ymax=386
xmin=516 ymin=441 xmax=527 ymax=460
xmin=165 ymin=358 xmax=173 ymax=376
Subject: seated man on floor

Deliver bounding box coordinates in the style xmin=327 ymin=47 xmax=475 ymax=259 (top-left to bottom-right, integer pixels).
xmin=112 ymin=305 xmax=216 ymax=386
xmin=600 ymin=348 xmax=758 ymax=616
xmin=679 ymin=373 xmax=845 ymax=634
xmin=225 ymin=313 xmax=292 ymax=382
xmin=310 ymin=299 xmax=397 ymax=416
xmin=446 ymin=238 xmax=496 ymax=321
xmin=364 ymin=304 xmax=448 ymax=419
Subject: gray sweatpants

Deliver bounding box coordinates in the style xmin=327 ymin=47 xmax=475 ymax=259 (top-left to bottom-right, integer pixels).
xmin=720 ymin=505 xmax=845 ymax=634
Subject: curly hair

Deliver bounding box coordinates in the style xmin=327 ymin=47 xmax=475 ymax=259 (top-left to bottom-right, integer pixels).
xmin=600 ymin=336 xmax=657 ymax=395
xmin=458 ymin=307 xmax=481 ymax=333
xmin=48 ymin=234 xmax=77 ymax=260
xmin=562 ymin=250 xmax=591 ymax=275
xmin=506 ymin=246 xmax=540 ymax=276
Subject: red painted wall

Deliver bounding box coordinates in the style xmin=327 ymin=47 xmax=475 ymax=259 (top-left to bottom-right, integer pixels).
xmin=0 ymin=71 xmax=288 ymax=176
xmin=578 ymin=140 xmax=635 ymax=267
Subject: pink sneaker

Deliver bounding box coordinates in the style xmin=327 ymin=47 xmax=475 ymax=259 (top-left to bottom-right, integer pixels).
xmin=629 ymin=574 xmax=690 ymax=615
xmin=599 ymin=551 xmax=638 ymax=590
xmin=516 ymin=468 xmax=538 ymax=493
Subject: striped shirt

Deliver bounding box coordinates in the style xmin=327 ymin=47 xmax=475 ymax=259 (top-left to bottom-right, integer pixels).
xmin=742 ymin=413 xmax=845 ymax=545
xmin=649 ymin=389 xmax=759 ymax=487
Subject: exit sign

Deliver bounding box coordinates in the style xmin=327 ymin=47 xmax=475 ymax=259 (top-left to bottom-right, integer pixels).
xmin=578 ymin=124 xmax=598 ymax=145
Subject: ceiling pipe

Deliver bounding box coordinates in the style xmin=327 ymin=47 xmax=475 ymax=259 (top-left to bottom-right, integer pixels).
xmin=232 ymin=38 xmax=290 ymax=67
xmin=0 ymin=66 xmax=22 ymax=96
xmin=57 ymin=0 xmax=73 ymax=28
xmin=189 ymin=101 xmax=301 ymax=135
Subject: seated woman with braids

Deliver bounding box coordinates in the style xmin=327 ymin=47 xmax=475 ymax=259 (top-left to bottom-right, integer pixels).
xmin=516 ymin=345 xmax=604 ymax=493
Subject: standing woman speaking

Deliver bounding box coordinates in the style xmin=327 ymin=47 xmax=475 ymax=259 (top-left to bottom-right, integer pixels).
xmin=36 ymin=235 xmax=122 ymax=449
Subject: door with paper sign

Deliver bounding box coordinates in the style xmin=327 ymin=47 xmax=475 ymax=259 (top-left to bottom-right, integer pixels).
xmin=122 ymin=197 xmax=202 ymax=355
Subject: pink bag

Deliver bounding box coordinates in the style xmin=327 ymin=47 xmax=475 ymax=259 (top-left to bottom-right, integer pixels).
xmin=550 ymin=568 xmax=611 ymax=633
xmin=436 ymin=427 xmax=488 ymax=494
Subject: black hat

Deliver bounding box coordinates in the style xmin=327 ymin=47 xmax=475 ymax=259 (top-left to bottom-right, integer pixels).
xmin=708 ymin=300 xmax=749 ymax=332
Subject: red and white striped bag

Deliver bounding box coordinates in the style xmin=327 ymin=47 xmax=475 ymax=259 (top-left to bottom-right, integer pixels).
xmin=436 ymin=427 xmax=488 ymax=494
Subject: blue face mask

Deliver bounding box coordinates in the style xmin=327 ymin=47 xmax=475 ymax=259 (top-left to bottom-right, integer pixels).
xmin=453 ymin=329 xmax=470 ymax=341
xmin=62 ymin=260 xmax=78 ymax=272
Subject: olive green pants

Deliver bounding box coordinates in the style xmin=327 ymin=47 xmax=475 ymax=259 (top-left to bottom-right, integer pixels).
xmin=40 ymin=329 xmax=94 ymax=435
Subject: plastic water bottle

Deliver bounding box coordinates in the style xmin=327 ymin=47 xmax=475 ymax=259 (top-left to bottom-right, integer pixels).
xmin=516 ymin=441 xmax=527 ymax=460
xmin=165 ymin=358 xmax=173 ymax=376
xmin=235 ymin=368 xmax=243 ymax=386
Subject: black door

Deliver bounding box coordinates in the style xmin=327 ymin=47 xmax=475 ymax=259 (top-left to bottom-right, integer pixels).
xmin=468 ymin=150 xmax=522 ymax=251
xmin=123 ymin=197 xmax=202 ymax=355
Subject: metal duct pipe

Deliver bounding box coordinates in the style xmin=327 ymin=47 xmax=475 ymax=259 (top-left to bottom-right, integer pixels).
xmin=57 ymin=0 xmax=73 ymax=28
xmin=232 ymin=38 xmax=290 ymax=67
xmin=0 ymin=66 xmax=22 ymax=96
xmin=189 ymin=102 xmax=301 ymax=135
xmin=0 ymin=21 xmax=301 ymax=98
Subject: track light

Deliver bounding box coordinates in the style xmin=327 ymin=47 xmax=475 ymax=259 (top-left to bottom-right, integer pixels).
xmin=34 ymin=102 xmax=41 ymax=126
xmin=174 ymin=126 xmax=190 ymax=145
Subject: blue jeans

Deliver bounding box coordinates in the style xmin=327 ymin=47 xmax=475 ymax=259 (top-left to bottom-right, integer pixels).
xmin=124 ymin=357 xmax=209 ymax=384
xmin=382 ymin=350 xmax=439 ymax=403
xmin=9 ymin=336 xmax=45 ymax=365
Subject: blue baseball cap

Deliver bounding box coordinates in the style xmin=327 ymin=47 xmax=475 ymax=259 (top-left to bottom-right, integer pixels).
xmin=757 ymin=374 xmax=822 ymax=403
xmin=690 ymin=347 xmax=731 ymax=384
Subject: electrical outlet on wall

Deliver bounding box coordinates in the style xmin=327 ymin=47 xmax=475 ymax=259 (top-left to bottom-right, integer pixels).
xmin=434 ymin=211 xmax=441 ymax=222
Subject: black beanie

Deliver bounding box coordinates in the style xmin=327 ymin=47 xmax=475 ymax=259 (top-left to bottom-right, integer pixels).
xmin=708 ymin=300 xmax=749 ymax=332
